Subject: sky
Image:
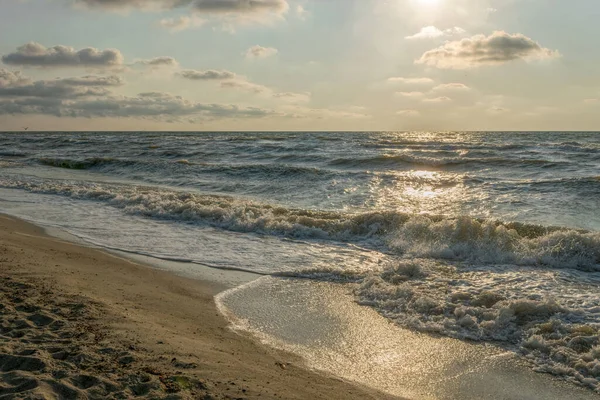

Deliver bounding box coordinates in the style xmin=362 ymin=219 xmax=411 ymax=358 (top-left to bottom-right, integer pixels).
xmin=1 ymin=0 xmax=599 ymax=131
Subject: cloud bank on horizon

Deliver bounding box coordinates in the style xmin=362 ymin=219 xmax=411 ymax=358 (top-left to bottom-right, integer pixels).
xmin=0 ymin=0 xmax=597 ymax=130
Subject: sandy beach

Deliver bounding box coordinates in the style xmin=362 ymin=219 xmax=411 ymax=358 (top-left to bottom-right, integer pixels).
xmin=0 ymin=214 xmax=395 ymax=400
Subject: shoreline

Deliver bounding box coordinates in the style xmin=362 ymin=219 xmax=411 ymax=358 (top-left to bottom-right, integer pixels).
xmin=0 ymin=214 xmax=397 ymax=399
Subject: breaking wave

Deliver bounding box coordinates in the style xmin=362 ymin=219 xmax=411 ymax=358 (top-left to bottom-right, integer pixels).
xmin=1 ymin=177 xmax=598 ymax=271
xmin=355 ymin=259 xmax=600 ymax=391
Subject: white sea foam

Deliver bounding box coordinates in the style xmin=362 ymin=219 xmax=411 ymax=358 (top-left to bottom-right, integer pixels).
xmin=355 ymin=259 xmax=600 ymax=391
xmin=0 ymin=177 xmax=599 ymax=271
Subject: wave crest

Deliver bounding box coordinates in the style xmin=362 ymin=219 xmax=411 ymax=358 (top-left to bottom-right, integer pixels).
xmin=0 ymin=178 xmax=598 ymax=270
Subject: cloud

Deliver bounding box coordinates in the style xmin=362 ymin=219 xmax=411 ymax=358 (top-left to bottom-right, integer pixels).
xmin=0 ymin=69 xmax=276 ymax=121
xmin=405 ymin=26 xmax=466 ymax=40
xmin=387 ymin=77 xmax=434 ymax=85
xmin=0 ymin=93 xmax=277 ymax=120
xmin=282 ymin=106 xmax=370 ymax=119
xmin=2 ymin=42 xmax=124 ymax=68
xmin=396 ymin=109 xmax=420 ymax=116
xmin=135 ymin=56 xmax=179 ymax=67
xmin=416 ymin=31 xmax=561 ymax=69
xmin=74 ymin=0 xmax=290 ymax=27
xmin=58 ymin=75 xmax=124 ymax=86
xmin=190 ymin=0 xmax=288 ymax=14
xmin=245 ymin=45 xmax=278 ymax=59
xmin=177 ymin=68 xmax=306 ymax=102
xmin=0 ymin=83 xmax=109 ymax=99
xmin=72 ymin=0 xmax=185 ymax=11
xmin=422 ymin=96 xmax=452 ymax=103
xmin=60 ymin=93 xmax=275 ymax=119
xmin=272 ymin=91 xmax=311 ymax=103
xmin=295 ymin=4 xmax=307 ymax=19
xmin=0 ymin=70 xmax=116 ymax=99
xmin=583 ymin=98 xmax=598 ymax=104
xmin=158 ymin=16 xmax=206 ymax=31
xmin=396 ymin=91 xmax=424 ymax=97
xmin=433 ymin=83 xmax=470 ymax=91
xmin=0 ymin=69 xmax=31 ymax=87
xmin=220 ymin=79 xmax=269 ymax=93
xmin=178 ymin=69 xmax=237 ymax=80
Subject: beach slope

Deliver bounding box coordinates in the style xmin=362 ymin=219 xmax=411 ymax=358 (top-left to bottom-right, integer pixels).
xmin=0 ymin=215 xmax=396 ymax=400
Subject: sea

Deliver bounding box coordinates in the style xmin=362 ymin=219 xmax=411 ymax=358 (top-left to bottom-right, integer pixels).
xmin=0 ymin=131 xmax=599 ymax=394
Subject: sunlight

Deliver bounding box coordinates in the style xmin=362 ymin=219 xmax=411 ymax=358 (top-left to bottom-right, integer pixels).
xmin=416 ymin=0 xmax=441 ymax=6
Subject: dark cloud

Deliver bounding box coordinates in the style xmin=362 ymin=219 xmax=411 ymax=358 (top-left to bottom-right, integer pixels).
xmin=73 ymin=0 xmax=189 ymax=10
xmin=0 ymin=70 xmax=115 ymax=98
xmin=0 ymin=97 xmax=65 ymax=117
xmin=58 ymin=75 xmax=124 ymax=86
xmin=135 ymin=56 xmax=179 ymax=67
xmin=190 ymin=0 xmax=288 ymax=14
xmin=178 ymin=69 xmax=237 ymax=80
xmin=2 ymin=42 xmax=124 ymax=68
xmin=416 ymin=31 xmax=560 ymax=69
xmin=74 ymin=0 xmax=288 ymax=14
xmin=0 ymin=91 xmax=276 ymax=120
xmin=0 ymin=82 xmax=109 ymax=99
xmin=73 ymin=0 xmax=289 ymax=28
xmin=0 ymin=69 xmax=278 ymax=121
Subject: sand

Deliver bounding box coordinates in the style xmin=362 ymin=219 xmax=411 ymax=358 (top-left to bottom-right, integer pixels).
xmin=0 ymin=215 xmax=396 ymax=400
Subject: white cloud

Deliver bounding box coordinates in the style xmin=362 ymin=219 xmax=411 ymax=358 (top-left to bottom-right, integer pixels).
xmin=405 ymin=26 xmax=466 ymax=40
xmin=158 ymin=16 xmax=206 ymax=32
xmin=422 ymin=96 xmax=452 ymax=103
xmin=433 ymin=83 xmax=470 ymax=91
xmin=416 ymin=31 xmax=561 ymax=69
xmin=220 ymin=79 xmax=270 ymax=93
xmin=283 ymin=106 xmax=370 ymax=119
xmin=295 ymin=4 xmax=308 ymax=19
xmin=387 ymin=77 xmax=434 ymax=85
xmin=487 ymin=106 xmax=508 ymax=113
xmin=396 ymin=109 xmax=420 ymax=116
xmin=245 ymin=45 xmax=278 ymax=59
xmin=396 ymin=91 xmax=425 ymax=97
xmin=272 ymin=91 xmax=311 ymax=103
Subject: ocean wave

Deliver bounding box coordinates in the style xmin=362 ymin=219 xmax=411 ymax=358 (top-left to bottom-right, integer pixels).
xmin=0 ymin=151 xmax=28 ymax=158
xmin=355 ymin=260 xmax=600 ymax=391
xmin=38 ymin=157 xmax=120 ymax=170
xmin=36 ymin=156 xmax=336 ymax=180
xmin=328 ymin=153 xmax=567 ymax=169
xmin=1 ymin=177 xmax=598 ymax=270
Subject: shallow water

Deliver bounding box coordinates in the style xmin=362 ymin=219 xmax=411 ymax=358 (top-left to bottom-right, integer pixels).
xmin=218 ymin=277 xmax=599 ymax=399
xmin=1 ymin=131 xmax=599 ymax=393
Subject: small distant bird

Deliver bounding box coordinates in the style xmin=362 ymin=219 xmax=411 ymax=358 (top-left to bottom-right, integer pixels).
xmin=23 ymin=127 xmax=29 ymax=131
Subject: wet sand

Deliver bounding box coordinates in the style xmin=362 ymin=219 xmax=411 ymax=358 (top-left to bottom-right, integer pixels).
xmin=0 ymin=215 xmax=395 ymax=399
xmin=219 ymin=277 xmax=600 ymax=400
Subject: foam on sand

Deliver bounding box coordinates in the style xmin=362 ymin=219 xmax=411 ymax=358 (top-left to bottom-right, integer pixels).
xmin=355 ymin=260 xmax=600 ymax=391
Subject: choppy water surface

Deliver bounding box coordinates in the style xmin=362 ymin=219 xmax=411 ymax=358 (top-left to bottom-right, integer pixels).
xmin=1 ymin=131 xmax=599 ymax=391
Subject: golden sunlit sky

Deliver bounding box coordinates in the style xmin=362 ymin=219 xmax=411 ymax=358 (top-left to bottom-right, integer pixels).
xmin=1 ymin=0 xmax=599 ymax=131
